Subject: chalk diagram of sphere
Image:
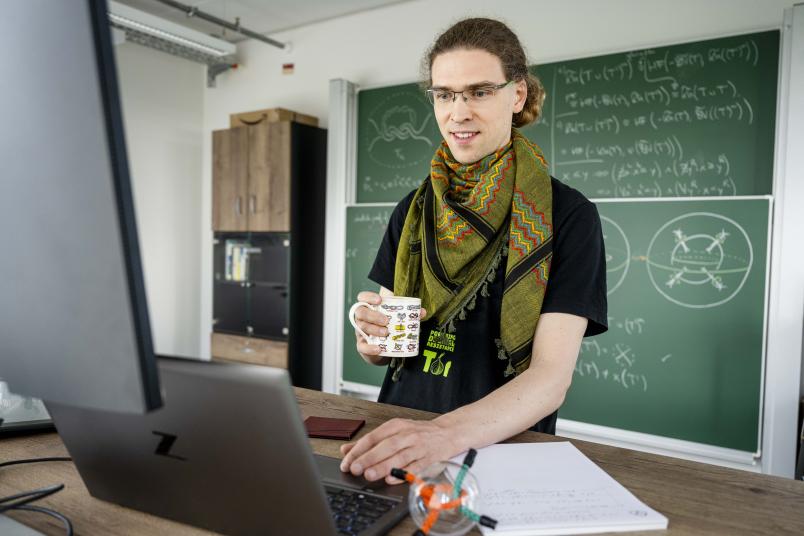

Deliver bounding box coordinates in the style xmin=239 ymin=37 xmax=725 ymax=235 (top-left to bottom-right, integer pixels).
xmin=645 ymin=212 xmax=753 ymax=308
xmin=601 ymin=215 xmax=630 ymax=296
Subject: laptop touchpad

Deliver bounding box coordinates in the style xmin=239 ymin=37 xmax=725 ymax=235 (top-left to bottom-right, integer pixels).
xmin=315 ymin=455 xmax=407 ymax=498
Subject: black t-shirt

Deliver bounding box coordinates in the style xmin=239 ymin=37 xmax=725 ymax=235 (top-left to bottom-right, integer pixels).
xmin=368 ymin=177 xmax=608 ymax=434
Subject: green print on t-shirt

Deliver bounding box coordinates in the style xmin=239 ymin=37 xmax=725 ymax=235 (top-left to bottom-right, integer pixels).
xmin=422 ymin=329 xmax=455 ymax=378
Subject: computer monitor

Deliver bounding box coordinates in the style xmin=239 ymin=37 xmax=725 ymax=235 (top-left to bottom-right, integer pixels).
xmin=0 ymin=0 xmax=161 ymax=413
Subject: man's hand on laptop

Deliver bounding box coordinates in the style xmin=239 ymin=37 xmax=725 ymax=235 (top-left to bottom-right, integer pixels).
xmin=339 ymin=418 xmax=460 ymax=485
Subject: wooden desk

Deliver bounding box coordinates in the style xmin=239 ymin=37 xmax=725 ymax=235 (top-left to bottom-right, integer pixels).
xmin=2 ymin=388 xmax=803 ymax=535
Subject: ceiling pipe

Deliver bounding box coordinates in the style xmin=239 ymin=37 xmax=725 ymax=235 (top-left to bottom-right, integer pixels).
xmin=153 ymin=0 xmax=287 ymax=50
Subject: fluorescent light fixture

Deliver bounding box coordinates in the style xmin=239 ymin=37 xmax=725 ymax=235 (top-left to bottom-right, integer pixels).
xmin=108 ymin=1 xmax=236 ymax=58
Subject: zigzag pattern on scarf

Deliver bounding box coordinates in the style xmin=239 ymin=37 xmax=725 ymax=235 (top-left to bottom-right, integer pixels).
xmin=465 ymin=152 xmax=512 ymax=216
xmin=431 ymin=167 xmax=450 ymax=186
xmin=433 ymin=167 xmax=476 ymax=199
xmin=509 ymin=189 xmax=551 ymax=257
xmin=532 ymin=257 xmax=550 ymax=286
xmin=450 ymin=175 xmax=476 ymax=197
xmin=437 ymin=205 xmax=473 ymax=245
xmin=526 ymin=142 xmax=549 ymax=170
xmin=431 ymin=152 xmax=452 ymax=186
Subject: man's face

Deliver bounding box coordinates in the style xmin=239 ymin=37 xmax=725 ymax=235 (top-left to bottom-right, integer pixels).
xmin=430 ymin=48 xmax=527 ymax=164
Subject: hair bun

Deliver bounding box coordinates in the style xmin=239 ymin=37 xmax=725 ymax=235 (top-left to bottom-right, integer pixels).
xmin=514 ymin=74 xmax=545 ymax=128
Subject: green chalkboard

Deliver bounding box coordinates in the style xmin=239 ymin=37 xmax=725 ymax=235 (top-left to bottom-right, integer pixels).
xmin=341 ymin=199 xmax=771 ymax=452
xmin=342 ymin=205 xmax=394 ymax=387
xmin=356 ymin=31 xmax=778 ymax=202
xmin=563 ymin=198 xmax=770 ymax=452
xmin=346 ymin=30 xmax=778 ymax=452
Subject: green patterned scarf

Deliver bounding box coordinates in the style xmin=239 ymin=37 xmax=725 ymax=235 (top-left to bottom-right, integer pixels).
xmin=392 ymin=130 xmax=553 ymax=381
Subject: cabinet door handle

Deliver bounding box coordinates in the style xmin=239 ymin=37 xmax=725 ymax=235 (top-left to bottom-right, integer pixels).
xmin=235 ymin=196 xmax=242 ymax=215
xmin=249 ymin=195 xmax=256 ymax=214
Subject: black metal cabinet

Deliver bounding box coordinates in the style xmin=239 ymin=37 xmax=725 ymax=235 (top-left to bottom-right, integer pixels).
xmin=213 ymin=232 xmax=290 ymax=339
xmin=212 ymin=281 xmax=250 ymax=334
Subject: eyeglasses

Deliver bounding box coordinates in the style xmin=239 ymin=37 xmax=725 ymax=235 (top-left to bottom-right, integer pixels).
xmin=425 ymin=81 xmax=511 ymax=107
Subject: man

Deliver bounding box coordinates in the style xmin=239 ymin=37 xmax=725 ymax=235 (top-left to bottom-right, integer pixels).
xmin=342 ymin=18 xmax=607 ymax=484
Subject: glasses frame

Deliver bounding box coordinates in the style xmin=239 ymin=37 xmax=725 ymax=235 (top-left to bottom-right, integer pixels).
xmin=425 ymin=81 xmax=512 ymax=106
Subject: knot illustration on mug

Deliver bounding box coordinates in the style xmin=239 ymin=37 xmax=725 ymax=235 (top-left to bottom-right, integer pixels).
xmin=349 ymin=296 xmax=422 ymax=358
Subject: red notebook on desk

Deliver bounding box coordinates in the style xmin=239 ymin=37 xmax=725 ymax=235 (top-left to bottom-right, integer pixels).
xmin=304 ymin=416 xmax=365 ymax=440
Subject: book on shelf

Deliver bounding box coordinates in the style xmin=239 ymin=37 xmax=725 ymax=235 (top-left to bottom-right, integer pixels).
xmin=225 ymin=240 xmax=250 ymax=282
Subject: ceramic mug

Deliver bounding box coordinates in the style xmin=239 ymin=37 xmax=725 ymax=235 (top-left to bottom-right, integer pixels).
xmin=349 ymin=296 xmax=422 ymax=358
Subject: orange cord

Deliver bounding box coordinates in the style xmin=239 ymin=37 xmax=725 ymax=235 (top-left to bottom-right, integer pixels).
xmin=408 ymin=471 xmax=472 ymax=533
xmin=421 ymin=508 xmax=441 ymax=533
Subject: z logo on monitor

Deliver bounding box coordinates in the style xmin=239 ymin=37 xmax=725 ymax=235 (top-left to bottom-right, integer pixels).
xmin=152 ymin=431 xmax=187 ymax=461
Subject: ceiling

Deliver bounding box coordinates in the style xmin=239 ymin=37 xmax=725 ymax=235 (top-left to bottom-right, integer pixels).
xmin=114 ymin=0 xmax=416 ymax=43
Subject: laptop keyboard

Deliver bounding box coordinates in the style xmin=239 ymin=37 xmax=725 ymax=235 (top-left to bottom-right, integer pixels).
xmin=325 ymin=486 xmax=398 ymax=535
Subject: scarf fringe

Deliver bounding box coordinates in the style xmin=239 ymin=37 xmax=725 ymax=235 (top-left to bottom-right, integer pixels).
xmin=494 ymin=338 xmax=506 ymax=360
xmin=495 ymin=338 xmax=516 ymax=378
xmin=504 ymin=361 xmax=516 ymax=377
xmin=390 ymin=357 xmax=403 ymax=382
xmin=480 ymin=282 xmax=490 ymax=298
xmin=439 ymin=238 xmax=506 ymax=334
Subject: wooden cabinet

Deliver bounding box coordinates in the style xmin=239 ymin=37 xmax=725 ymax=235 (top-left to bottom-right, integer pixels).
xmin=248 ymin=122 xmax=291 ymax=231
xmin=212 ymin=127 xmax=248 ymax=231
xmin=212 ymin=122 xmax=291 ymax=232
xmin=211 ymin=333 xmax=288 ymax=369
xmin=210 ymin=117 xmax=327 ymax=390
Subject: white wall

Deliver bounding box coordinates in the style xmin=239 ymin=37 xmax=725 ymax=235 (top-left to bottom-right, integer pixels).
xmin=115 ymin=42 xmax=205 ymax=358
xmin=199 ymin=0 xmax=796 ymax=362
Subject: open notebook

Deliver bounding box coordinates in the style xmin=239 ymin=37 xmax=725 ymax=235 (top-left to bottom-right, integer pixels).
xmin=450 ymin=442 xmax=668 ymax=535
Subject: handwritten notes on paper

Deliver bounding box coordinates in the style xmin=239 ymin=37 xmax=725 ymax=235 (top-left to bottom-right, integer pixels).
xmin=451 ymin=442 xmax=667 ymax=535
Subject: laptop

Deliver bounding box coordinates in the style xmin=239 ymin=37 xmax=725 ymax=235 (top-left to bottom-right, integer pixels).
xmin=46 ymin=357 xmax=408 ymax=535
